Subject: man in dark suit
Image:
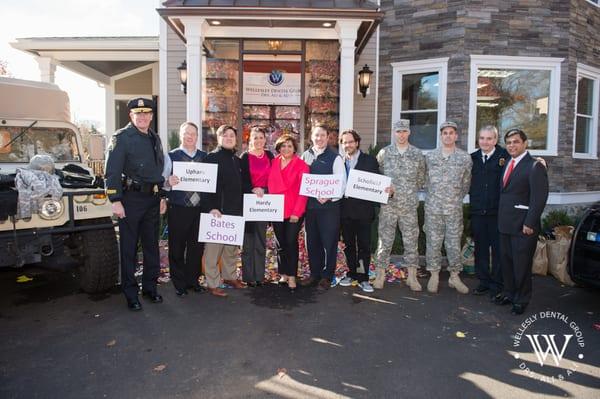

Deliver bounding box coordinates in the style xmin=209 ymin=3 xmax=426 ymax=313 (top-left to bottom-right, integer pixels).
xmin=496 ymin=129 xmax=548 ymax=315
xmin=338 ymin=130 xmax=380 ymax=293
xmin=469 ymin=126 xmax=509 ymax=297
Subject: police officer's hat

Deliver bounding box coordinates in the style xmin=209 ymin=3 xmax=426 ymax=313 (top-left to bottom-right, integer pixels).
xmin=393 ymin=119 xmax=411 ymax=132
xmin=439 ymin=121 xmax=458 ymax=131
xmin=127 ymin=97 xmax=154 ymax=114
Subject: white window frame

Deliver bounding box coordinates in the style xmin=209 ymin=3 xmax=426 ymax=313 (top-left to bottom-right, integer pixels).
xmin=573 ymin=64 xmax=600 ymax=159
xmin=468 ymin=55 xmax=563 ymax=156
xmin=390 ymin=57 xmax=448 ymax=149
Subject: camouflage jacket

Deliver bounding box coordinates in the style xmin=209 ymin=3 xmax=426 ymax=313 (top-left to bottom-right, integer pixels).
xmin=424 ymin=147 xmax=472 ymax=215
xmin=376 ymin=144 xmax=425 ymax=208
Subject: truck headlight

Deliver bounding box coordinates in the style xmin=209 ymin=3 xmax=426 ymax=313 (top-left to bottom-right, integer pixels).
xmin=39 ymin=199 xmax=64 ymax=220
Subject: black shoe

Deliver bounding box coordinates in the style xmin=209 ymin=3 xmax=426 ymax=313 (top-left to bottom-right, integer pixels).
xmin=142 ymin=291 xmax=163 ymax=303
xmin=191 ymin=285 xmax=206 ymax=293
xmin=246 ymin=281 xmax=257 ymax=288
xmin=492 ymin=294 xmax=511 ymax=306
xmin=472 ymin=286 xmax=490 ymax=296
xmin=256 ymin=281 xmax=265 ymax=287
xmin=175 ymin=288 xmax=188 ymax=297
xmin=300 ymin=276 xmax=318 ymax=287
xmin=511 ymin=304 xmax=526 ymax=315
xmin=127 ymin=300 xmax=142 ymax=311
xmin=317 ymin=278 xmax=330 ymax=291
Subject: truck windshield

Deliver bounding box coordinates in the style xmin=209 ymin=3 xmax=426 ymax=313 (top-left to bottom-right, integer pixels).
xmin=0 ymin=126 xmax=80 ymax=163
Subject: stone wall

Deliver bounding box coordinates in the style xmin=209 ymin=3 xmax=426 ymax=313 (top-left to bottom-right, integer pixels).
xmin=377 ymin=0 xmax=600 ymax=192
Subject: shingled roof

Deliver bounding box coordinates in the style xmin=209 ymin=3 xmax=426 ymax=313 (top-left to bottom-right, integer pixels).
xmin=162 ymin=0 xmax=378 ymax=9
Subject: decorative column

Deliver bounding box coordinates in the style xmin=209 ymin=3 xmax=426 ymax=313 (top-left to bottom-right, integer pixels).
xmin=105 ymin=80 xmax=115 ymax=137
xmin=181 ymin=17 xmax=208 ymax=143
xmin=335 ymin=20 xmax=361 ymax=132
xmin=36 ymin=56 xmax=56 ymax=83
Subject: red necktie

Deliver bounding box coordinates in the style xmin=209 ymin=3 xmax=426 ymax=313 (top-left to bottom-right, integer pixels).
xmin=503 ymin=159 xmax=515 ymax=187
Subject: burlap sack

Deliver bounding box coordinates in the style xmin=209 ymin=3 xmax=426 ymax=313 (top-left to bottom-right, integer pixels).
xmin=547 ymin=237 xmax=575 ymax=286
xmin=532 ymin=236 xmax=548 ymax=276
xmin=553 ymin=225 xmax=574 ymax=241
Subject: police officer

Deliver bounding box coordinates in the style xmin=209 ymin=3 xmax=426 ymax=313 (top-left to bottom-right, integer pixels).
xmin=105 ymin=98 xmax=165 ymax=311
xmin=373 ymin=120 xmax=425 ymax=291
xmin=424 ymin=121 xmax=471 ymax=294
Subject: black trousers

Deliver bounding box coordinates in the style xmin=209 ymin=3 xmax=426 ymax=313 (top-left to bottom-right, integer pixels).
xmin=499 ymin=232 xmax=537 ymax=306
xmin=471 ymin=214 xmax=503 ymax=294
xmin=305 ymin=205 xmax=340 ymax=280
xmin=242 ymin=221 xmax=268 ymax=282
xmin=272 ymin=217 xmax=304 ymax=277
xmin=341 ymin=217 xmax=371 ymax=282
xmin=118 ymin=191 xmax=161 ymax=302
xmin=167 ymin=204 xmax=204 ymax=291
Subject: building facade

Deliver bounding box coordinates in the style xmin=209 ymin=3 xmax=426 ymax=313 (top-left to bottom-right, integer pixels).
xmin=11 ymin=0 xmax=600 ymax=206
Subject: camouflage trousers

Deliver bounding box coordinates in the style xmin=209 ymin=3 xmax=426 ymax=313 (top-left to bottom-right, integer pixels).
xmin=374 ymin=204 xmax=419 ymax=270
xmin=424 ymin=210 xmax=463 ymax=272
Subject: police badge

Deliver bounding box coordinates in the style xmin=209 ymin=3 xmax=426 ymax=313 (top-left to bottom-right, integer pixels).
xmin=499 ymin=158 xmax=506 ymax=167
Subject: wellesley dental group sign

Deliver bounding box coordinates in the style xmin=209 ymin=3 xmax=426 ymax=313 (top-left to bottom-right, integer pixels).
xmin=511 ymin=311 xmax=586 ymax=384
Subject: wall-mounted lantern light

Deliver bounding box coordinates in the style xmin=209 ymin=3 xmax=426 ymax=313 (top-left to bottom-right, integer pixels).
xmin=177 ymin=60 xmax=187 ymax=94
xmin=358 ymin=64 xmax=373 ymax=98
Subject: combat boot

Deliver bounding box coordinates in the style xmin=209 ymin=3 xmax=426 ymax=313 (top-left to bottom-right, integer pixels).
xmin=427 ymin=271 xmax=439 ymax=293
xmin=373 ymin=268 xmax=385 ymax=289
xmin=448 ymin=271 xmax=469 ymax=294
xmin=406 ymin=267 xmax=422 ymax=292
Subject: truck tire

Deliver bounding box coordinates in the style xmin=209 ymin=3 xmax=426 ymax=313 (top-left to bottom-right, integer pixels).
xmin=77 ymin=218 xmax=119 ymax=293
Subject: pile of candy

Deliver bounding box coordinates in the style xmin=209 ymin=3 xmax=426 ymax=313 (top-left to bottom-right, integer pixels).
xmin=142 ymin=224 xmax=413 ymax=286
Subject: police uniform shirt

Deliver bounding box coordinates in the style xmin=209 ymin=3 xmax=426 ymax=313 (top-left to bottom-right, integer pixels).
xmin=105 ymin=123 xmax=165 ymax=202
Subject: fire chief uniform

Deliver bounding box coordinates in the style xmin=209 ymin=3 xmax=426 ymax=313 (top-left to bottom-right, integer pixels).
xmin=105 ymin=99 xmax=165 ymax=307
xmin=469 ymin=145 xmax=509 ymax=296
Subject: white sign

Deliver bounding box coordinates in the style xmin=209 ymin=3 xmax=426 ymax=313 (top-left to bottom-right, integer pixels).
xmin=171 ymin=162 xmax=217 ymax=193
xmin=344 ymin=169 xmax=391 ymax=204
xmin=299 ymin=173 xmax=344 ymax=199
xmin=243 ymin=194 xmax=284 ymax=222
xmin=243 ymin=71 xmax=301 ymax=105
xmin=198 ymin=213 xmax=245 ymax=246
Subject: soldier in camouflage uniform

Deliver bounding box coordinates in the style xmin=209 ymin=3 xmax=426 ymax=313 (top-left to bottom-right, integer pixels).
xmin=424 ymin=121 xmax=472 ymax=294
xmin=373 ymin=119 xmax=426 ymax=291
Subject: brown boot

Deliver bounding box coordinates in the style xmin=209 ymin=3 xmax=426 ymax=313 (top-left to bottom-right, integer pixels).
xmin=406 ymin=267 xmax=422 ymax=292
xmin=427 ymin=271 xmax=439 ymax=293
xmin=224 ymin=279 xmax=246 ymax=289
xmin=448 ymin=271 xmax=469 ymax=294
xmin=208 ymin=287 xmax=228 ymax=297
xmin=373 ymin=268 xmax=385 ymax=289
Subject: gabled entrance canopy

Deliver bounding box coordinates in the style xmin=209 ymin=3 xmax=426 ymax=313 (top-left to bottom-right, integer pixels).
xmin=157 ymin=0 xmax=383 ymax=135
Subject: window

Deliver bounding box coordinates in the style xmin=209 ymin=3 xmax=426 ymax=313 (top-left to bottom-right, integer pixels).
xmin=574 ymin=64 xmax=600 ymax=159
xmin=391 ymin=58 xmax=447 ymax=149
xmin=469 ymin=55 xmax=563 ymax=155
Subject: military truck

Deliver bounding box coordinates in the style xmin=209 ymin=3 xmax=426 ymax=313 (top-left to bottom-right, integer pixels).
xmin=0 ymin=77 xmax=118 ymax=293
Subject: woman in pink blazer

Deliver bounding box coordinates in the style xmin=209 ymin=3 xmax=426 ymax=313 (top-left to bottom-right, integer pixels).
xmin=267 ymin=134 xmax=309 ymax=292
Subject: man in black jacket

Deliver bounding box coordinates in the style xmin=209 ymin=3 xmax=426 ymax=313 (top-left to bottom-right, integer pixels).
xmin=202 ymin=125 xmax=245 ymax=297
xmin=338 ymin=130 xmax=380 ymax=293
xmin=496 ymin=129 xmax=548 ymax=315
xmin=469 ymin=126 xmax=509 ymax=297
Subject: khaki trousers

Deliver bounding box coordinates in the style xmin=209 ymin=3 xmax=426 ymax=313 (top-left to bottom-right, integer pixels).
xmin=203 ymin=243 xmax=239 ymax=288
